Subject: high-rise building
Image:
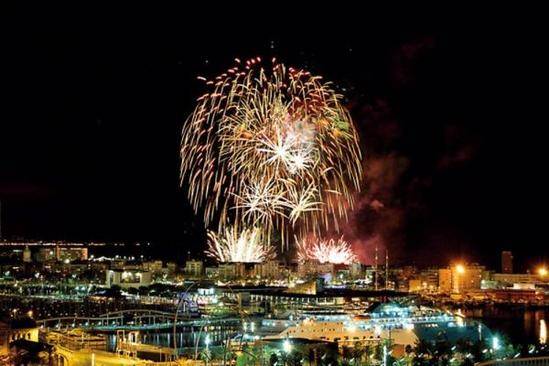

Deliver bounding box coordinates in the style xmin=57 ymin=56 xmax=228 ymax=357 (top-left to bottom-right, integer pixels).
xmin=438 ymin=268 xmax=452 ymax=293
xmin=451 ymin=263 xmax=488 ymax=293
xmin=501 ymin=251 xmax=513 ymax=274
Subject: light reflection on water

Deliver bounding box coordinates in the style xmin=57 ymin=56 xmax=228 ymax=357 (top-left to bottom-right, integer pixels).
xmin=457 ymin=307 xmax=548 ymax=345
xmin=106 ymin=326 xmax=240 ymax=352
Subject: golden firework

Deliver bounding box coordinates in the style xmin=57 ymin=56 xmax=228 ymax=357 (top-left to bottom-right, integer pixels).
xmin=181 ymin=57 xmax=362 ymax=249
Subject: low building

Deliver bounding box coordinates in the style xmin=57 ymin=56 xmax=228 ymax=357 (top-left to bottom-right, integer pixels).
xmin=218 ymin=263 xmax=236 ymax=280
xmin=35 ymin=248 xmax=56 ymax=263
xmin=205 ymin=266 xmax=219 ymax=279
xmin=166 ymin=262 xmax=177 ymax=275
xmin=56 ymin=246 xmax=88 ymax=262
xmin=184 ymin=260 xmax=203 ymax=278
xmin=492 ymin=273 xmax=547 ymax=286
xmin=142 ymin=260 xmax=163 ymax=273
xmin=105 ymin=269 xmax=152 ymax=289
xmin=349 ymin=262 xmax=364 ymax=279
xmin=298 ymin=261 xmax=334 ymax=277
xmin=253 ymin=261 xmax=280 ymax=279
xmin=22 ymin=246 xmax=32 ymax=263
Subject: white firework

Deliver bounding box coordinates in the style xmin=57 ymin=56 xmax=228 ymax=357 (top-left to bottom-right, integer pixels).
xmin=206 ymin=226 xmax=275 ymax=263
xmin=297 ymin=237 xmax=357 ymax=265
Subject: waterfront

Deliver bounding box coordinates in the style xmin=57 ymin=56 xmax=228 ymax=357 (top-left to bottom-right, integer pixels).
xmin=456 ymin=306 xmax=548 ymax=345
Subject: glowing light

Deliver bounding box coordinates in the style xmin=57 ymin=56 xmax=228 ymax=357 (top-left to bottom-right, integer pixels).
xmin=283 ymin=339 xmax=292 ymax=353
xmin=404 ymin=323 xmax=414 ymax=330
xmin=538 ymin=267 xmax=548 ymax=277
xmin=180 ymin=59 xmax=362 ymax=249
xmin=346 ymin=323 xmax=357 ymax=332
xmin=206 ymin=226 xmax=275 ymax=263
xmin=297 ymin=237 xmax=357 ymax=264
xmin=374 ymin=325 xmax=382 ymax=336
xmin=492 ymin=336 xmax=500 ymax=350
xmin=540 ymin=319 xmax=547 ymax=345
xmin=455 ymin=264 xmax=465 ymax=274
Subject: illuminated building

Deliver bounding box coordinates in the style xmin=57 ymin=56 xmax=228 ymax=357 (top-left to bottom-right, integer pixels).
xmin=438 ymin=264 xmax=489 ymax=294
xmin=105 ymin=269 xmax=152 ymax=288
xmin=349 ymin=262 xmax=363 ymax=279
xmin=166 ymin=262 xmax=177 ymax=275
xmin=205 ymin=266 xmax=219 ymax=279
xmin=184 ymin=260 xmax=203 ymax=278
xmin=297 ymin=261 xmax=334 ymax=277
xmin=142 ymin=260 xmax=163 ymax=273
xmin=56 ymin=246 xmax=88 ymax=262
xmin=218 ymin=263 xmax=236 ymax=280
xmin=22 ymin=246 xmax=32 ymax=263
xmin=453 ymin=264 xmax=486 ymax=293
xmin=492 ymin=272 xmax=549 ymax=286
xmin=409 ymin=269 xmax=439 ymax=293
xmin=438 ymin=268 xmax=452 ymax=293
xmin=253 ymin=260 xmax=280 ymax=279
xmin=36 ymin=248 xmax=56 ymax=262
xmin=501 ymin=251 xmax=513 ymax=274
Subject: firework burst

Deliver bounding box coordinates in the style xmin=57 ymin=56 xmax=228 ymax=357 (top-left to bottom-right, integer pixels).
xmin=297 ymin=237 xmax=357 ymax=265
xmin=181 ymin=57 xmax=362 ymax=248
xmin=206 ymin=226 xmax=275 ymax=263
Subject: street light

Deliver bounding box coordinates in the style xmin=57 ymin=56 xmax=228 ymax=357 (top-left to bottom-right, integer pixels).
xmin=455 ymin=264 xmax=465 ymax=274
xmin=538 ymin=266 xmax=548 ymax=277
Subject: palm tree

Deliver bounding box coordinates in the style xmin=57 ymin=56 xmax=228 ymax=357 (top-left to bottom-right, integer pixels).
xmin=412 ymin=339 xmax=432 ymax=366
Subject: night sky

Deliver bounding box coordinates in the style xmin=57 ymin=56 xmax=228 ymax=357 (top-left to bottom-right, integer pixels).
xmin=1 ymin=7 xmax=547 ymax=270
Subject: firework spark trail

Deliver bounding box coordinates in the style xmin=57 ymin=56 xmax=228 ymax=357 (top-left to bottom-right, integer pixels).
xmin=181 ymin=58 xmax=362 ymax=249
xmin=206 ymin=226 xmax=275 ymax=263
xmin=297 ymin=237 xmax=358 ymax=265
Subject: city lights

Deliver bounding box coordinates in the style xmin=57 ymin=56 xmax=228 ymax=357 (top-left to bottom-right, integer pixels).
xmin=2 ymin=21 xmax=547 ymax=366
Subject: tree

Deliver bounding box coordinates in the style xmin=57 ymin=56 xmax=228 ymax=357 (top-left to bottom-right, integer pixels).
xmin=270 ymin=353 xmax=279 ymax=366
xmin=341 ymin=346 xmax=353 ymax=366
xmin=412 ymin=340 xmax=432 ymax=366
xmin=288 ymin=351 xmax=303 ymax=366
xmin=352 ymin=342 xmax=366 ymax=366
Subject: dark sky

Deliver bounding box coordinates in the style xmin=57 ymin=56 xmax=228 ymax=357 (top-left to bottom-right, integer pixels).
xmin=1 ymin=7 xmax=547 ymax=270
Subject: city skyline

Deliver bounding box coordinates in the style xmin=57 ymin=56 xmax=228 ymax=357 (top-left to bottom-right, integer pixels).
xmin=2 ymin=7 xmax=549 ymax=365
xmin=2 ymin=8 xmax=547 ymax=270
